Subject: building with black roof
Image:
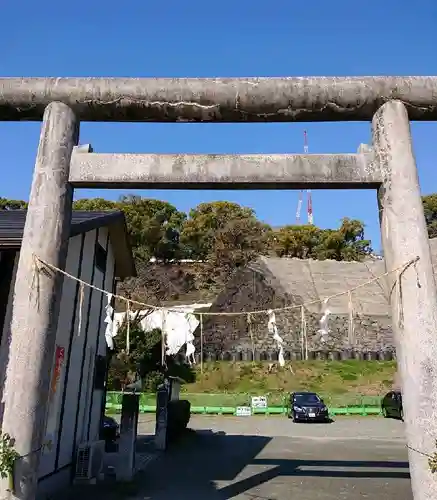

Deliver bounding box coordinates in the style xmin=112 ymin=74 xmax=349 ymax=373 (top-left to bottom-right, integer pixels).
xmin=0 ymin=210 xmax=135 ymax=495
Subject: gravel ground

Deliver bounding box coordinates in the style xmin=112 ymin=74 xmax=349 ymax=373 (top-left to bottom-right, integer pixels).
xmin=137 ymin=415 xmax=410 ymax=500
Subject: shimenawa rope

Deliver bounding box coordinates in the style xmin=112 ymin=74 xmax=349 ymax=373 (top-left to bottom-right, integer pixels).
xmin=33 ymin=254 xmax=420 ymax=317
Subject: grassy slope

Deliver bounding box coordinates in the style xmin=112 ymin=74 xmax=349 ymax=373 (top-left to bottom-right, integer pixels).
xmin=180 ymin=360 xmax=397 ymax=407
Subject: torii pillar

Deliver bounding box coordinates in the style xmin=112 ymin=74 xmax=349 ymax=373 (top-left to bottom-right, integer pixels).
xmin=0 ymin=102 xmax=78 ymax=500
xmin=374 ymin=100 xmax=437 ymax=500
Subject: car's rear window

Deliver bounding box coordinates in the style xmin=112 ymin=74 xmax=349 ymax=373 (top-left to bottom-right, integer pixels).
xmin=294 ymin=394 xmax=321 ymax=404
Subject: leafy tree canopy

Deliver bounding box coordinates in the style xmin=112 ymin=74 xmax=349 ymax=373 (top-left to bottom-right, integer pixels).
xmin=180 ymin=201 xmax=271 ymax=269
xmin=73 ymin=195 xmax=186 ymax=262
xmin=423 ymin=194 xmax=437 ymax=239
xmin=108 ymin=315 xmax=195 ymax=392
xmin=5 ymin=193 xmax=419 ymax=265
xmin=272 ymin=218 xmax=372 ymax=261
xmin=0 ymin=198 xmax=27 ymax=210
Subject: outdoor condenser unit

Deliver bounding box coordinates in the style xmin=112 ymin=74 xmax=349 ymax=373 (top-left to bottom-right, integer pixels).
xmin=74 ymin=440 xmax=105 ymax=482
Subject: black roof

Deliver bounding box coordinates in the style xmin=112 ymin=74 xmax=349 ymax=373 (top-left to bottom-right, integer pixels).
xmin=0 ymin=210 xmax=124 ymax=246
xmin=0 ymin=210 xmax=136 ymax=278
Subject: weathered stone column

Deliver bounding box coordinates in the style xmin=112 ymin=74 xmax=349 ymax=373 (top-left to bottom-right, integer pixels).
xmin=154 ymin=382 xmax=169 ymax=451
xmin=373 ymin=100 xmax=437 ymax=500
xmin=0 ymin=102 xmax=78 ymax=500
xmin=116 ymin=393 xmax=140 ymax=482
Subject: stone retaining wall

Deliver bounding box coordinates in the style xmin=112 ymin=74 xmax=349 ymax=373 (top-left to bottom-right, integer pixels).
xmin=190 ymin=348 xmax=396 ymax=363
xmin=195 ymin=258 xmax=397 ymax=356
xmin=197 ymin=310 xmax=394 ymax=356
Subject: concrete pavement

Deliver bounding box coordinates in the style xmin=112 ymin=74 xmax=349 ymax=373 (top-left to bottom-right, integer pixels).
xmin=139 ymin=416 xmax=411 ymax=500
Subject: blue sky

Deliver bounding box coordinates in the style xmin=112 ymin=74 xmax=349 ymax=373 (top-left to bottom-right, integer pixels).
xmin=1 ymin=0 xmax=436 ymax=252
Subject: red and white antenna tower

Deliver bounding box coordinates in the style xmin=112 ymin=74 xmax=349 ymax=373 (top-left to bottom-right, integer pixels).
xmin=296 ymin=131 xmax=314 ymax=225
xmin=307 ymin=189 xmax=313 ymax=225
xmin=305 ymin=130 xmax=314 ymax=225
xmin=295 ymin=191 xmax=303 ymax=224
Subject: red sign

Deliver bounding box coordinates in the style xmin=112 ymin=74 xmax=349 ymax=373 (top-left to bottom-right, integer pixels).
xmin=50 ymin=346 xmax=65 ymax=395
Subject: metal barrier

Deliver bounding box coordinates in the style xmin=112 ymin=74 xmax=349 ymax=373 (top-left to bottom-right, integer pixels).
xmin=106 ymin=391 xmax=383 ymax=409
xmin=105 ymin=391 xmax=383 ymax=417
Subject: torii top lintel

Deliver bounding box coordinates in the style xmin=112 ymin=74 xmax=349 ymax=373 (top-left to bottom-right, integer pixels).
xmin=0 ymin=76 xmax=436 ymax=122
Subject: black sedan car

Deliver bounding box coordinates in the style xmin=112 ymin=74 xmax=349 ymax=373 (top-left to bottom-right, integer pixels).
xmin=288 ymin=392 xmax=330 ymax=423
xmin=381 ymin=391 xmax=403 ymax=420
xmin=100 ymin=415 xmax=120 ymax=443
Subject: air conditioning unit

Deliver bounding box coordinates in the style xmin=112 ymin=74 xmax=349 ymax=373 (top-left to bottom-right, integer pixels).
xmin=74 ymin=440 xmax=105 ymax=482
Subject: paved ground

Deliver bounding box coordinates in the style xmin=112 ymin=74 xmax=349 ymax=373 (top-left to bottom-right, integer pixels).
xmin=136 ymin=415 xmax=411 ymax=500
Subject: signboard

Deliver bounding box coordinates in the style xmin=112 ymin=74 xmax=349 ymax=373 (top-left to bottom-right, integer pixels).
xmin=236 ymin=406 xmax=252 ymax=417
xmin=44 ymin=345 xmax=65 ymax=455
xmin=50 ymin=346 xmax=65 ymax=397
xmin=251 ymin=396 xmax=267 ymax=409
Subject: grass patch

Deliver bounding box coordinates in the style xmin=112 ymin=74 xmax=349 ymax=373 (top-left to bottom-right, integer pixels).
xmin=179 ymin=360 xmax=397 ymax=407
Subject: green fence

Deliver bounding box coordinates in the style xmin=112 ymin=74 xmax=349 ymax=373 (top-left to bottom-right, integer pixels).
xmin=105 ymin=391 xmax=383 ymax=416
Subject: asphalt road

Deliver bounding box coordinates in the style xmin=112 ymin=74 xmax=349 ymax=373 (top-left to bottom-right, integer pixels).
xmin=138 ymin=416 xmax=411 ymax=500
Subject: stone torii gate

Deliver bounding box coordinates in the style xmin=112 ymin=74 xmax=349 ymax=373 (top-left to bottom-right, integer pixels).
xmin=0 ymin=77 xmax=437 ymax=500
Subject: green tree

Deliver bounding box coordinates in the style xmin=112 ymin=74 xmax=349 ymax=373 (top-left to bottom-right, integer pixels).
xmin=273 ymin=218 xmax=372 ymax=261
xmin=1 ymin=195 xmax=377 ymax=264
xmin=118 ymin=195 xmax=186 ymax=261
xmin=422 ymin=194 xmax=437 ymax=239
xmin=72 ymin=198 xmax=117 ymax=212
xmin=180 ymin=201 xmax=271 ymax=268
xmin=314 ymin=218 xmax=372 ymax=261
xmin=108 ymin=313 xmax=195 ymax=392
xmin=272 ymin=224 xmax=322 ymax=258
xmin=0 ymin=198 xmax=27 ymax=210
xmin=73 ymin=195 xmax=187 ymax=262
